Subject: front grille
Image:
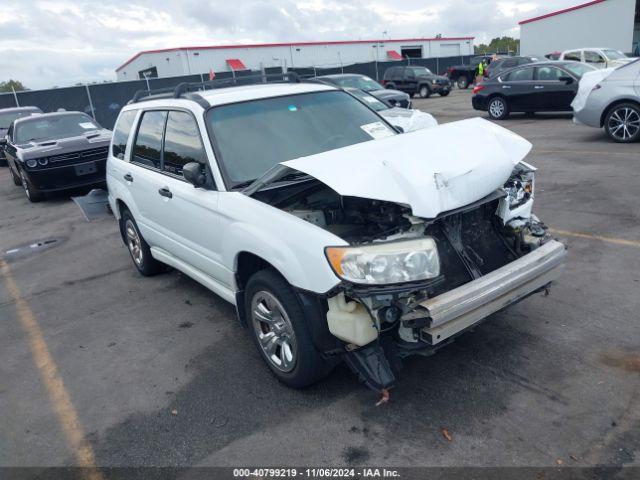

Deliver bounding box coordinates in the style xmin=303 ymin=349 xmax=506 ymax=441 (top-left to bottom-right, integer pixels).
xmin=48 ymin=146 xmax=108 ymax=166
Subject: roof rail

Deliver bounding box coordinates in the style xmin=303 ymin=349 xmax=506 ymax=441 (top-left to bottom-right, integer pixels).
xmin=128 ymin=71 xmax=300 ymax=105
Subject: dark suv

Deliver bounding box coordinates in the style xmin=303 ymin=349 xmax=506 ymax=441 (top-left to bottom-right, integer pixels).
xmin=382 ymin=66 xmax=451 ymax=98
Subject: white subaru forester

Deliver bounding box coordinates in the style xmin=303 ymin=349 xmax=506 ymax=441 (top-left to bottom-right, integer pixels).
xmin=107 ymin=76 xmax=566 ymax=393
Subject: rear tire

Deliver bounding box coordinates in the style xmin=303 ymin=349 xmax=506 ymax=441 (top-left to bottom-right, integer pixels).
xmin=418 ymin=85 xmax=431 ymax=99
xmin=120 ymin=209 xmax=165 ymax=276
xmin=19 ymin=169 xmax=44 ymax=202
xmin=487 ymin=96 xmax=509 ymax=120
xmin=604 ymin=103 xmax=640 ymax=143
xmin=457 ymin=76 xmax=469 ymax=89
xmin=245 ymin=269 xmax=333 ymax=388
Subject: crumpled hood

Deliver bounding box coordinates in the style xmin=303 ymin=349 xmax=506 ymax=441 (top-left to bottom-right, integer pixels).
xmin=283 ymin=117 xmax=531 ymax=218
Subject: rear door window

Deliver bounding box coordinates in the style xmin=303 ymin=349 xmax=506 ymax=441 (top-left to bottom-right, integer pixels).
xmin=132 ymin=110 xmax=166 ymax=169
xmin=535 ymin=66 xmax=564 ymax=81
xmin=111 ymin=110 xmax=138 ymax=160
xmin=162 ymin=111 xmax=206 ymax=177
xmin=504 ymin=67 xmax=534 ymax=82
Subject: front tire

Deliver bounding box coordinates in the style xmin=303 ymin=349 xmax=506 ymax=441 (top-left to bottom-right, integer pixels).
xmin=19 ymin=169 xmax=44 ymax=202
xmin=10 ymin=165 xmax=21 ymax=186
xmin=246 ymin=269 xmax=333 ymax=388
xmin=457 ymin=76 xmax=469 ymax=89
xmin=604 ymin=103 xmax=640 ymax=143
xmin=487 ymin=96 xmax=509 ymax=120
xmin=440 ymin=90 xmax=450 ymax=97
xmin=120 ymin=209 xmax=164 ymax=276
xmin=418 ymin=85 xmax=431 ymax=99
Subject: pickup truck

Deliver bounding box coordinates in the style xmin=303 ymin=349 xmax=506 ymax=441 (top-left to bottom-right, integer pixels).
xmin=446 ymin=55 xmax=495 ymax=89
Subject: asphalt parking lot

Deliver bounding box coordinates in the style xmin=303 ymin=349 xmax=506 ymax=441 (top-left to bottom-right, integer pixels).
xmin=1 ymin=88 xmax=639 ymax=472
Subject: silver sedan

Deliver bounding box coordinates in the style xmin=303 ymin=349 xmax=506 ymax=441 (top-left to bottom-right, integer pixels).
xmin=573 ymin=59 xmax=640 ymax=142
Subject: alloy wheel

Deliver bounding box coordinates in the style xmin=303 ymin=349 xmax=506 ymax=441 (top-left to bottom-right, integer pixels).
xmin=489 ymin=99 xmax=505 ymax=118
xmin=607 ymin=107 xmax=640 ymax=141
xmin=251 ymin=290 xmax=297 ymax=372
xmin=125 ymin=219 xmax=144 ymax=267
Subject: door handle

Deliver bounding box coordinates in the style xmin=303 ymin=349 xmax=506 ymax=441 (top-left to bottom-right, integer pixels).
xmin=158 ymin=187 xmax=173 ymax=199
xmin=123 ymin=173 xmax=133 ymax=182
xmin=534 ymin=85 xmax=545 ymax=89
xmin=502 ymin=85 xmax=511 ymax=89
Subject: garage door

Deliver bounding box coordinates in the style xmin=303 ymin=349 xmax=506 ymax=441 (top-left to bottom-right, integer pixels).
xmin=440 ymin=44 xmax=461 ymax=57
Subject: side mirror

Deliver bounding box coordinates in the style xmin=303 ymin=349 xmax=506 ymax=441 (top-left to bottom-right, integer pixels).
xmin=559 ymin=76 xmax=574 ymax=84
xmin=183 ymin=162 xmax=207 ymax=187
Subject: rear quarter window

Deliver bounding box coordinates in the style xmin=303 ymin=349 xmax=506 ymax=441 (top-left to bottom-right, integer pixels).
xmin=111 ymin=110 xmax=138 ymax=160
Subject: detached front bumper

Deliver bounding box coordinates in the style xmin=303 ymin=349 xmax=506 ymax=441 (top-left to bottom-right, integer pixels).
xmin=414 ymin=239 xmax=566 ymax=345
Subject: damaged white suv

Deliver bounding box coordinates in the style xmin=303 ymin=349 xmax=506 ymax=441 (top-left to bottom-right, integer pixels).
xmin=107 ymin=77 xmax=566 ymax=394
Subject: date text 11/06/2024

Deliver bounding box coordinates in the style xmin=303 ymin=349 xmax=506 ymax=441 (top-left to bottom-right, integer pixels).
xmin=233 ymin=468 xmax=401 ymax=478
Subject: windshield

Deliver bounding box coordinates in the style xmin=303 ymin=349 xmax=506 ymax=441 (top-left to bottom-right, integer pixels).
xmin=0 ymin=110 xmax=39 ymax=129
xmin=330 ymin=76 xmax=384 ymax=91
xmin=346 ymin=89 xmax=389 ymax=111
xmin=563 ymin=62 xmax=597 ymax=78
xmin=15 ymin=114 xmax=100 ymax=143
xmin=207 ymin=90 xmax=396 ymax=187
xmin=603 ymin=49 xmax=627 ymax=60
xmin=410 ymin=67 xmax=433 ymax=76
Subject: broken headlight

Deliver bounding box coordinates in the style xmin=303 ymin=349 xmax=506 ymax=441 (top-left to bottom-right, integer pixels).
xmin=325 ymin=238 xmax=440 ymax=285
xmin=504 ymin=161 xmax=535 ymax=209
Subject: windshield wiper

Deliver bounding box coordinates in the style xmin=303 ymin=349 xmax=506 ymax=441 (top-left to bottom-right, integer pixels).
xmin=243 ymin=165 xmax=312 ymax=196
xmin=232 ymin=179 xmax=257 ymax=190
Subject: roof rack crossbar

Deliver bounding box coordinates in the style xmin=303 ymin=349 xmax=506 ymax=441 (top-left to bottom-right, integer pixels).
xmin=128 ymin=71 xmax=300 ymax=105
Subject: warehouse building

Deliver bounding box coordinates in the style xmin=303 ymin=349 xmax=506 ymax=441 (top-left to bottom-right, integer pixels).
xmin=115 ymin=37 xmax=474 ymax=80
xmin=519 ymin=0 xmax=639 ymax=56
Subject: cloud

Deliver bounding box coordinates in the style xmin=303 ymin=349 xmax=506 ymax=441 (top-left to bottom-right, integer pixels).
xmin=0 ymin=0 xmax=581 ymax=89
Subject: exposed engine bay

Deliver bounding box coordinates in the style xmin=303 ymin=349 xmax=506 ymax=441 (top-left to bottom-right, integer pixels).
xmin=253 ymin=163 xmax=558 ymax=394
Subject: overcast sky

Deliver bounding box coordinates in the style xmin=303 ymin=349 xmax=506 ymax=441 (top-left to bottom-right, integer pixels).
xmin=1 ymin=0 xmax=583 ymax=90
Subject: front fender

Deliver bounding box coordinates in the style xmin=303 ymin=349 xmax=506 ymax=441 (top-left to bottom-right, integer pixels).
xmin=219 ymin=192 xmax=347 ymax=294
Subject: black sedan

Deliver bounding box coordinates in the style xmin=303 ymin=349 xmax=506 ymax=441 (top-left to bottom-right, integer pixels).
xmin=4 ymin=111 xmax=111 ymax=202
xmin=311 ymin=74 xmax=412 ymax=108
xmin=472 ymin=61 xmax=596 ymax=120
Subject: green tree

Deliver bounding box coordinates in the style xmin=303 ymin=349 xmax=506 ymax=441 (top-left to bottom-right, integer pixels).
xmin=475 ymin=37 xmax=520 ymax=55
xmin=0 ymin=79 xmax=28 ymax=92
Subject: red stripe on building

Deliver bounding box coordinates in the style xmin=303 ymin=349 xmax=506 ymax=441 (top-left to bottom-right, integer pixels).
xmin=519 ymin=0 xmax=606 ymax=25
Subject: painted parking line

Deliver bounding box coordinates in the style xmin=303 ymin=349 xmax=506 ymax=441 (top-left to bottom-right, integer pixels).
xmin=550 ymin=229 xmax=640 ymax=249
xmin=0 ymin=259 xmax=103 ymax=480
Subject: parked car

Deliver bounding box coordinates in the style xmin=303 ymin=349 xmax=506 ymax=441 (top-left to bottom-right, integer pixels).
xmin=545 ymin=52 xmax=562 ymax=61
xmin=382 ymin=66 xmax=451 ymax=98
xmin=0 ymin=106 xmax=42 ymax=166
xmin=572 ymin=59 xmax=640 ymax=142
xmin=107 ymin=79 xmax=565 ymax=393
xmin=559 ymin=48 xmax=638 ymax=69
xmin=312 ymin=74 xmax=411 ymax=108
xmin=4 ymin=111 xmax=111 ymax=202
xmin=345 ymin=87 xmax=437 ymax=132
xmin=446 ymin=55 xmax=497 ymax=89
xmin=486 ymin=56 xmax=540 ymax=78
xmin=472 ymin=61 xmax=597 ymax=120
